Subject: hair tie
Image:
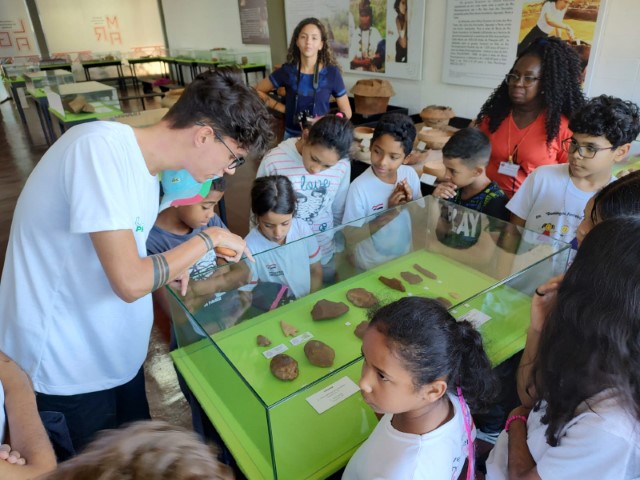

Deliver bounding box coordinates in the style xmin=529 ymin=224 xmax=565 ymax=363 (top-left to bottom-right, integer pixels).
xmin=336 ymin=112 xmax=345 ymax=118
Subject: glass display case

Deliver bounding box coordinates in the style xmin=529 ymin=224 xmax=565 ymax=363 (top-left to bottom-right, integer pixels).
xmin=167 ymin=197 xmax=571 ymax=480
xmin=218 ymin=49 xmax=268 ymax=66
xmin=24 ymin=69 xmax=75 ymax=91
xmin=170 ymin=48 xmax=196 ymax=60
xmin=47 ymin=81 xmax=120 ymax=116
xmin=83 ymin=50 xmax=122 ymax=62
xmin=1 ymin=61 xmax=39 ymax=82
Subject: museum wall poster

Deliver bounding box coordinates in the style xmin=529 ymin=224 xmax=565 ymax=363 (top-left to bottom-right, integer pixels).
xmin=285 ymin=0 xmax=425 ymax=80
xmin=442 ymin=0 xmax=607 ymax=90
xmin=0 ymin=0 xmax=40 ymax=60
xmin=239 ymin=0 xmax=270 ymax=45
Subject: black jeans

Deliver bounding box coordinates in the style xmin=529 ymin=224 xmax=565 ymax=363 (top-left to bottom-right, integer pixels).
xmin=36 ymin=366 xmax=150 ymax=454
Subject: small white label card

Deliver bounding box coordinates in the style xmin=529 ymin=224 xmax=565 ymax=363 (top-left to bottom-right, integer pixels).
xmin=420 ymin=173 xmax=438 ymax=185
xmin=458 ymin=309 xmax=492 ymax=328
xmin=498 ymin=161 xmax=520 ymax=178
xmin=262 ymin=344 xmax=288 ymax=359
xmin=306 ymin=376 xmax=361 ymax=414
xmin=290 ymin=331 xmax=313 ymax=346
xmin=416 ymin=141 xmax=427 ymax=151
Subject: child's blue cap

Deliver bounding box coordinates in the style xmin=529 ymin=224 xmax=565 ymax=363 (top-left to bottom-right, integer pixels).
xmin=159 ymin=169 xmax=213 ymax=212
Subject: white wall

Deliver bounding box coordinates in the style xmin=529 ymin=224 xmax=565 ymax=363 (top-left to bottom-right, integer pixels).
xmin=160 ymin=0 xmax=640 ymax=119
xmin=161 ymin=0 xmax=271 ymax=68
xmin=342 ymin=0 xmax=494 ymax=119
xmin=586 ymin=1 xmax=640 ymax=105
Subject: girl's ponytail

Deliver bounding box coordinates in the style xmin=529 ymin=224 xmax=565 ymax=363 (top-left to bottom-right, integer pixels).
xmin=452 ymin=320 xmax=498 ymax=412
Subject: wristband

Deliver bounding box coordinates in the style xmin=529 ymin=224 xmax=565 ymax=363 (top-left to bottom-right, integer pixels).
xmin=197 ymin=231 xmax=214 ymax=251
xmin=505 ymin=415 xmax=528 ymax=432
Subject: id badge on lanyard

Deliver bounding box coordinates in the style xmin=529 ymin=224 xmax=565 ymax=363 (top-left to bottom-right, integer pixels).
xmin=498 ymin=161 xmax=520 ymax=178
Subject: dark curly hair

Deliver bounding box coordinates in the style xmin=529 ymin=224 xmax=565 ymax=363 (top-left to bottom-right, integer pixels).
xmin=164 ymin=67 xmax=274 ymax=158
xmin=306 ymin=114 xmax=354 ymax=159
xmin=369 ymin=297 xmax=498 ymax=412
xmin=372 ymin=112 xmax=416 ymax=156
xmin=532 ymin=216 xmax=640 ymax=446
xmin=476 ymin=37 xmax=585 ymax=145
xmin=286 ymin=18 xmax=339 ymax=69
xmin=569 ymin=95 xmax=640 ymax=148
xmin=591 ymin=170 xmax=640 ymax=224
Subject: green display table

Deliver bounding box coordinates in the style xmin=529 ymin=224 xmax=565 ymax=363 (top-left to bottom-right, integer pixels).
xmin=169 ymin=198 xmax=571 ymax=479
xmin=48 ymin=104 xmax=124 ymax=139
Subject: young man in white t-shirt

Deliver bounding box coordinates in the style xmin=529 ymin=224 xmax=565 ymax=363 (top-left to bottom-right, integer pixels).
xmin=0 ymin=68 xmax=273 ymax=451
xmin=508 ymin=95 xmax=639 ymax=250
xmin=342 ymin=112 xmax=422 ymax=269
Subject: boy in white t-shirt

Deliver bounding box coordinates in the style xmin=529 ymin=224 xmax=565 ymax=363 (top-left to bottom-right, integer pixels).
xmin=342 ymin=112 xmax=422 ymax=269
xmin=508 ymin=95 xmax=640 ymax=249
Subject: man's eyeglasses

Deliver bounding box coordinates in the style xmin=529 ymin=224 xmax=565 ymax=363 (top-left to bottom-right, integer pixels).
xmin=504 ymin=73 xmax=540 ymax=87
xmin=562 ymin=138 xmax=616 ymax=159
xmin=195 ymin=121 xmax=245 ymax=169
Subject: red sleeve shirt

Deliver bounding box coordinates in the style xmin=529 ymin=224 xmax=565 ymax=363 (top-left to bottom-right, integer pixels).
xmin=480 ymin=113 xmax=571 ymax=198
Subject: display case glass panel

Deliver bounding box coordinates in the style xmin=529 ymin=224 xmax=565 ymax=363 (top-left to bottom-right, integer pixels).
xmin=168 ymin=196 xmax=571 ymax=479
xmin=24 ymin=69 xmax=75 ymax=91
xmin=2 ymin=62 xmax=40 ymax=82
xmin=83 ymin=51 xmax=122 ymax=62
xmin=47 ymin=81 xmax=120 ymax=115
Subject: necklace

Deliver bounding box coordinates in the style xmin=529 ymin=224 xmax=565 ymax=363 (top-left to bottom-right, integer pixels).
xmin=507 ymin=112 xmax=539 ymax=164
xmin=359 ymin=29 xmax=371 ymax=58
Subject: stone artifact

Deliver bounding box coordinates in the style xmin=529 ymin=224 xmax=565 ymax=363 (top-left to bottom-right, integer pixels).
xmin=256 ymin=335 xmax=271 ymax=346
xmin=354 ymin=321 xmax=370 ymax=339
xmin=304 ymin=340 xmax=335 ymax=367
xmin=214 ymin=246 xmax=237 ymax=257
xmin=81 ymin=103 xmax=95 ymax=113
xmin=311 ymin=299 xmax=349 ymax=321
xmin=346 ymin=288 xmax=379 ymax=308
xmin=436 ymin=297 xmax=453 ymax=309
xmin=413 ymin=264 xmax=437 ymax=280
xmin=400 ymin=271 xmax=422 ymax=285
xmin=378 ymin=276 xmax=405 ymax=292
xmin=270 ymin=354 xmax=299 ymax=381
xmin=280 ymin=320 xmax=298 ymax=337
xmin=66 ymin=95 xmax=88 ymax=114
xmin=449 ymin=291 xmax=461 ymax=300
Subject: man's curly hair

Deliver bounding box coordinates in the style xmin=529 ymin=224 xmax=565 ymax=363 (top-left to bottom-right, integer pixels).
xmin=476 ymin=37 xmax=585 ymax=145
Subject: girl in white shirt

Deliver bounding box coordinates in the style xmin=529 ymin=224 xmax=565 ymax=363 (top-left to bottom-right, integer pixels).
xmin=244 ymin=175 xmax=322 ymax=300
xmin=343 ymin=297 xmax=498 ymax=480
xmin=486 ymin=217 xmax=640 ymax=479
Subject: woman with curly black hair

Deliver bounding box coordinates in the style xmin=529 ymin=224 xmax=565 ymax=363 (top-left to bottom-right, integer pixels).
xmin=477 ymin=37 xmax=585 ymax=198
xmin=255 ymin=17 xmax=352 ymax=139
xmin=485 ymin=216 xmax=640 ymax=479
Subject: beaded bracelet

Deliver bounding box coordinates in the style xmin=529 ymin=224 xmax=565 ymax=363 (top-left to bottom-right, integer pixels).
xmin=505 ymin=415 xmax=528 ymax=432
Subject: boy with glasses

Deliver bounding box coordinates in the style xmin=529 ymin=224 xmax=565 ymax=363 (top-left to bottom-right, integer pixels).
xmin=507 ymin=95 xmax=640 ymax=248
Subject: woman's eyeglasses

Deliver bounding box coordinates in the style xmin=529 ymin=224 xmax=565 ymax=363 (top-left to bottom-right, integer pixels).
xmin=561 ymin=138 xmax=616 ymax=159
xmin=195 ymin=121 xmax=245 ymax=169
xmin=504 ymin=73 xmax=540 ymax=87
